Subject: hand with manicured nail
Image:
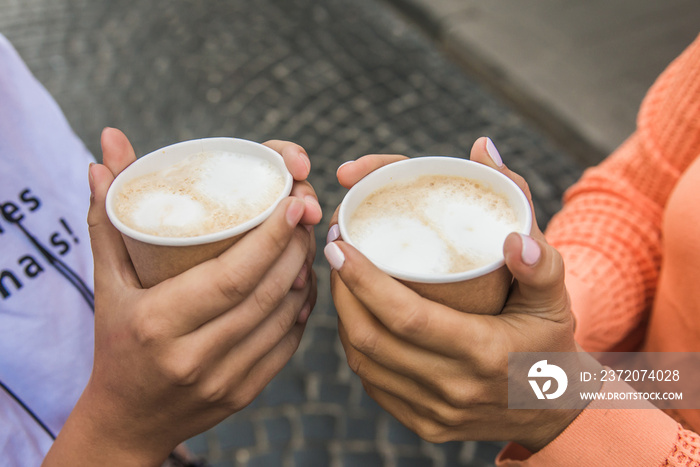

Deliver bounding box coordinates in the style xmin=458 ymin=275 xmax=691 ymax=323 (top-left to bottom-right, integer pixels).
xmin=44 ymin=129 xmax=320 ymax=466
xmin=326 ymin=139 xmax=581 ymax=452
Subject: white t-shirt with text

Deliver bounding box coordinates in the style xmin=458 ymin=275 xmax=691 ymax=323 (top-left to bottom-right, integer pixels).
xmin=0 ymin=34 xmax=95 ymax=465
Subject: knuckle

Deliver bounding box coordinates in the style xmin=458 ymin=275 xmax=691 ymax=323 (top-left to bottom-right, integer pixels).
xmin=223 ymin=396 xmax=247 ymax=413
xmin=552 ymin=284 xmax=571 ymax=311
xmin=438 ymin=382 xmax=475 ymax=410
xmin=414 ymin=422 xmax=452 ymax=444
xmin=475 ymin=351 xmax=508 ymax=380
xmin=270 ymin=299 xmax=299 ymax=339
xmin=198 ymin=378 xmax=230 ymax=405
xmin=252 ymin=279 xmax=287 ymax=314
xmin=292 ymin=224 xmax=311 ymax=253
xmin=346 ymin=350 xmax=367 ymax=377
xmin=87 ymin=218 xmax=99 ymax=236
xmin=439 ymin=412 xmax=469 ymax=429
xmin=537 ymin=249 xmax=568 ymax=297
xmin=160 ymin=353 xmax=202 ymax=386
xmin=346 ymin=325 xmax=378 ymax=358
xmin=260 ymin=218 xmax=292 ymax=255
xmin=428 ymin=396 xmax=474 ymax=429
xmin=552 ymin=250 xmax=566 ymax=285
xmin=215 ymin=259 xmax=252 ymax=303
xmin=132 ymin=311 xmax=169 ymax=346
xmin=224 ymin=385 xmax=257 ymax=413
xmin=392 ymin=304 xmax=428 ymax=339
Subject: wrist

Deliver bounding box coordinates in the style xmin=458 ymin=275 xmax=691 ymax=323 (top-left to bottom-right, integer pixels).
xmin=518 ymin=407 xmax=582 ymax=452
xmin=517 ymin=349 xmax=602 ymax=452
xmin=43 ymin=385 xmax=173 ymax=467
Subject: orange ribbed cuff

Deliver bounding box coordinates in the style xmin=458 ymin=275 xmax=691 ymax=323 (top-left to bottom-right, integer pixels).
xmin=496 ymin=380 xmax=679 ymax=466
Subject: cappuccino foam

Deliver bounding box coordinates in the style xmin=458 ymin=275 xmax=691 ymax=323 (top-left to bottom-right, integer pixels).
xmin=347 ymin=175 xmax=521 ymax=275
xmin=114 ymin=151 xmax=286 ymax=237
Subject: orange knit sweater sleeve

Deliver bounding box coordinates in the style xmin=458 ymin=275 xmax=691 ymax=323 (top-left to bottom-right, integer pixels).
xmin=544 ymin=33 xmax=700 ymax=352
xmin=498 ymin=34 xmax=700 ymax=467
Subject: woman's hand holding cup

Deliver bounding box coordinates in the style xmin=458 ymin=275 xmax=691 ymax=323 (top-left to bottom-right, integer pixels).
xmin=326 ymin=138 xmax=580 ymax=452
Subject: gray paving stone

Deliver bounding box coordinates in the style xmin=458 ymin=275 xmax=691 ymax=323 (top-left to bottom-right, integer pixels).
xmin=395 ymin=456 xmax=434 ymax=467
xmin=439 ymin=441 xmax=467 ymax=466
xmin=292 ymin=447 xmax=331 ymax=467
xmin=247 ymin=451 xmax=285 ymax=467
xmin=212 ymin=461 xmax=234 ymax=467
xmin=301 ymin=413 xmax=338 ymax=443
xmin=215 ymin=418 xmax=257 ymax=451
xmin=186 ymin=433 xmax=211 ymax=458
xmin=303 ymin=347 xmax=342 ymax=374
xmin=473 ymin=441 xmax=508 ymax=465
xmin=340 ymin=451 xmax=385 ymax=467
xmin=308 ymin=325 xmax=341 ymax=347
xmin=260 ymin=373 xmax=307 ymax=407
xmin=318 ymin=379 xmax=352 ymax=405
xmin=261 ymin=415 xmax=293 ymax=447
xmin=344 ymin=414 xmax=378 ymax=441
xmin=359 ymin=387 xmax=384 ymax=412
xmin=387 ymin=417 xmax=423 ymax=446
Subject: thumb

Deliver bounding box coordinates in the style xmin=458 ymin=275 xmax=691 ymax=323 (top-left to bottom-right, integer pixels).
xmin=503 ymin=232 xmax=570 ymax=320
xmin=100 ymin=127 xmax=137 ymax=177
xmin=87 ymin=162 xmax=139 ymax=291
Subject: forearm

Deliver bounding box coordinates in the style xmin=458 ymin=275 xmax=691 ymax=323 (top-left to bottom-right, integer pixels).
xmin=555 ymin=243 xmax=653 ymax=352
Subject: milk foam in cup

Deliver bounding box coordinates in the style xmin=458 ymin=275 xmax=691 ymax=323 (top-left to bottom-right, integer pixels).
xmin=106 ymin=138 xmax=293 ymax=287
xmin=338 ymin=156 xmax=532 ymax=315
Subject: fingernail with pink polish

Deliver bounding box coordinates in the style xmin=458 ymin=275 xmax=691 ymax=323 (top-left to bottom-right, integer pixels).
xmin=486 ymin=137 xmax=504 ymax=167
xmin=519 ymin=233 xmax=541 ymax=266
xmin=324 ymin=242 xmax=345 ymax=270
xmin=326 ymin=224 xmax=340 ymax=244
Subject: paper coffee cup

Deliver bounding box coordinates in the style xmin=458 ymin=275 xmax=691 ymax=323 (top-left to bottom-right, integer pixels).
xmin=337 ymin=156 xmax=532 ymax=315
xmin=106 ymin=137 xmax=293 ymax=288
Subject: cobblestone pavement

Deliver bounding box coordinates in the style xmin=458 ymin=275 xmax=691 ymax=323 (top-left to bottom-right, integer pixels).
xmin=1 ymin=0 xmax=584 ymax=465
